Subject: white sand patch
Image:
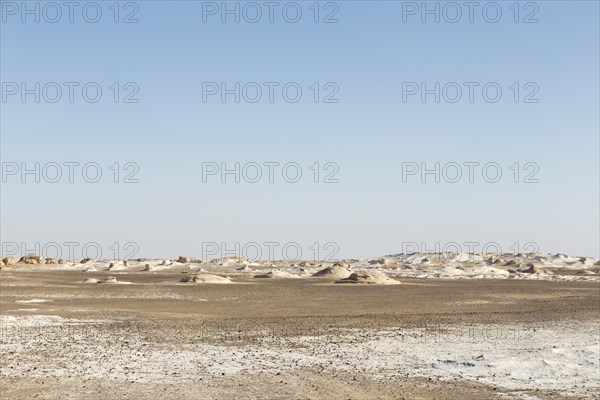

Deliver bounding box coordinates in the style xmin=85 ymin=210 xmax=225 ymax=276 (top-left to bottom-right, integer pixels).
xmin=1 ymin=318 xmax=596 ymax=397
xmin=253 ymin=270 xmax=301 ymax=279
xmin=15 ymin=299 xmax=53 ymax=304
xmin=0 ymin=315 xmax=112 ymax=327
xmin=4 ymin=292 xmax=186 ymax=300
xmin=1 ymin=315 xmax=71 ymax=328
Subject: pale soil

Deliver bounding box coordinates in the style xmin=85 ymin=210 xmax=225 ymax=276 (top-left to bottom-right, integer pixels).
xmin=1 ymin=270 xmax=599 ymax=399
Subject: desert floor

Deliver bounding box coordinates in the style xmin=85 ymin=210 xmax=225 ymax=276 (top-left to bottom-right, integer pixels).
xmin=1 ymin=270 xmax=599 ymax=399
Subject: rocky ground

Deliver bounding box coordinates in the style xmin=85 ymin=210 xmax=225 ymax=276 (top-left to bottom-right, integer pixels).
xmin=1 ymin=255 xmax=599 ymax=399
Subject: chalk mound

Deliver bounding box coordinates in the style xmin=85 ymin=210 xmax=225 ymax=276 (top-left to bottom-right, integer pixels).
xmin=81 ymin=276 xmax=132 ymax=284
xmin=84 ymin=266 xmax=98 ymax=272
xmin=254 ymin=270 xmax=299 ymax=279
xmin=107 ymin=262 xmax=126 ymax=271
xmin=180 ymin=274 xmax=232 ymax=284
xmin=19 ymin=254 xmax=46 ymax=264
xmin=520 ymin=263 xmax=544 ymax=274
xmin=102 ymin=276 xmax=132 ymax=284
xmin=312 ymin=264 xmax=352 ymax=278
xmin=579 ymin=257 xmax=597 ymax=266
xmin=2 ymin=257 xmax=17 ymax=265
xmin=335 ymin=271 xmax=400 ymax=285
xmin=142 ymin=264 xmax=153 ymax=272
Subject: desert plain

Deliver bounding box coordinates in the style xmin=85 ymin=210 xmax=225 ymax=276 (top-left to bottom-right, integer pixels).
xmin=1 ymin=252 xmax=599 ymax=399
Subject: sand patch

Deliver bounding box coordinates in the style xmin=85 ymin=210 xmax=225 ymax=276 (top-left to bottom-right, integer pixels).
xmin=254 ymin=270 xmax=300 ymax=279
xmin=15 ymin=299 xmax=52 ymax=304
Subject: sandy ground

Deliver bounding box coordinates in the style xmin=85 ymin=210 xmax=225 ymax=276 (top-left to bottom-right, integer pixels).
xmin=1 ymin=267 xmax=599 ymax=399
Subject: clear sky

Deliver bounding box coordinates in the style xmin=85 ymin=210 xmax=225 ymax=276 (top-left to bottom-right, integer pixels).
xmin=1 ymin=1 xmax=599 ymax=260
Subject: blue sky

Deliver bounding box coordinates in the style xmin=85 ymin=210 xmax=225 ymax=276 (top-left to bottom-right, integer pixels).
xmin=1 ymin=1 xmax=599 ymax=260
